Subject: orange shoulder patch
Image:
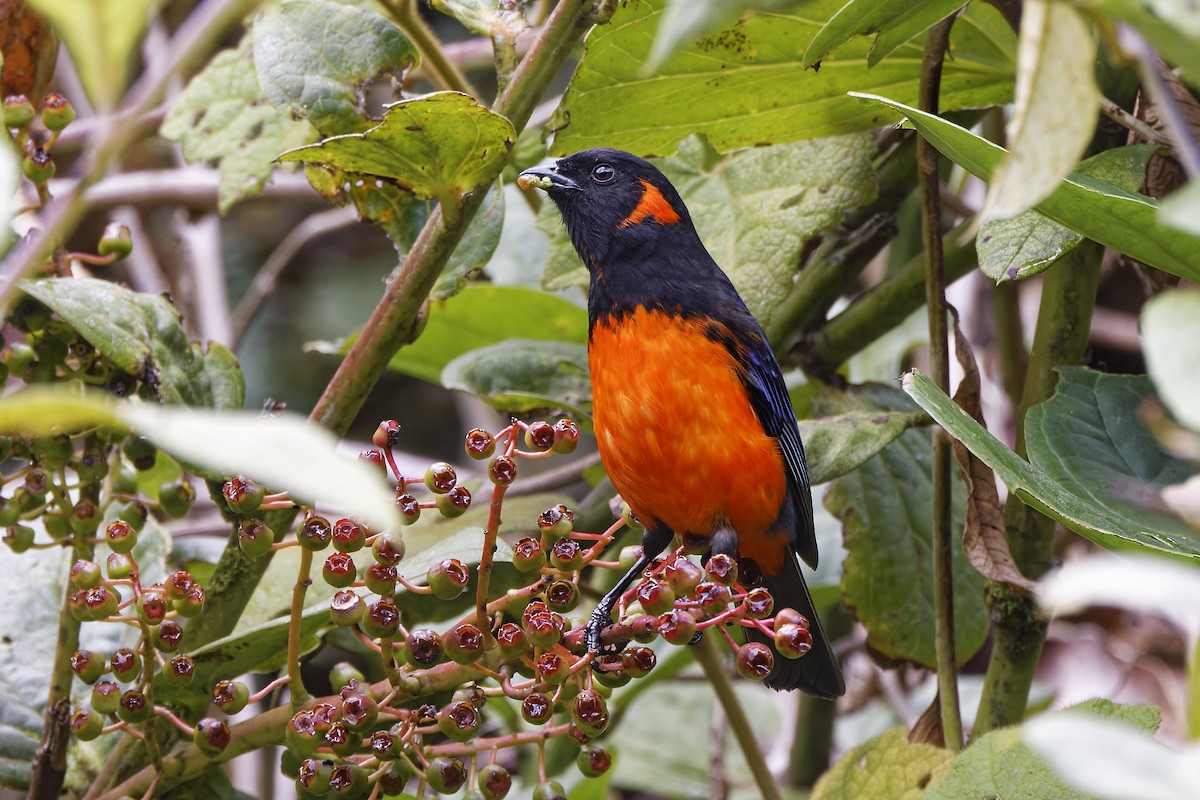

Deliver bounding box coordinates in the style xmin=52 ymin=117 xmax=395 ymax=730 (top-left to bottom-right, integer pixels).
xmin=619 ymin=179 xmax=681 ymax=228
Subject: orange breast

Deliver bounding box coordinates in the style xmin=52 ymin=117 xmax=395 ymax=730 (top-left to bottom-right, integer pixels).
xmin=589 ymin=307 xmax=788 ymax=568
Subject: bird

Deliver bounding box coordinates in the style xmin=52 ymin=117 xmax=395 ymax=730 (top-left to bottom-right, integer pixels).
xmin=517 ymin=148 xmax=844 ymax=697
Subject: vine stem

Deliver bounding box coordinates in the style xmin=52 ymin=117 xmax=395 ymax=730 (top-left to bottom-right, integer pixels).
xmin=691 ymin=633 xmax=782 ymax=800
xmin=917 ymin=15 xmax=964 ymax=751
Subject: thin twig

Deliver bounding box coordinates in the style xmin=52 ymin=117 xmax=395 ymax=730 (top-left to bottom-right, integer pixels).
xmin=1099 ymin=95 xmax=1174 ymax=147
xmin=917 ymin=14 xmax=964 ymax=752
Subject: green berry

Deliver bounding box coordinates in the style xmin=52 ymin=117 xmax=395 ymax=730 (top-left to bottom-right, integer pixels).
xmin=105 ymin=552 xmax=134 ymax=580
xmin=117 ymin=689 xmax=151 ymax=724
xmin=371 ymin=531 xmax=405 ymax=566
xmin=534 ymin=652 xmax=571 ymax=685
xmin=544 ymin=579 xmax=579 ymax=613
xmin=110 ymin=648 xmax=140 ymax=683
xmin=162 ymin=654 xmax=196 ymax=688
xmin=173 ymin=585 xmax=206 ymax=618
xmin=532 ymin=780 xmax=567 ymax=800
xmin=464 ymin=428 xmax=495 ymax=460
xmin=193 ymin=717 xmax=231 ymax=756
xmin=212 ymin=680 xmax=250 ymax=715
xmin=511 ymin=537 xmax=546 ymax=572
xmin=91 ymin=681 xmax=121 ymax=715
xmin=435 ymin=485 xmax=471 ymax=518
xmin=155 ymin=620 xmax=185 ymax=652
xmin=329 ymin=590 xmax=364 ymax=627
xmin=424 ymin=461 xmax=456 ymax=493
xmin=331 ymin=518 xmax=366 ymax=552
xmin=22 ymin=149 xmax=54 ymax=182
xmin=70 ymin=708 xmax=104 ymax=741
xmin=537 ymin=504 xmax=574 ymax=539
xmin=297 ymin=515 xmax=332 ymax=551
xmin=576 ymin=745 xmax=613 ymax=778
xmin=362 ymin=561 xmax=396 ymax=594
xmin=322 ymin=552 xmax=357 ymax=588
xmin=97 ymin=223 xmax=133 ymax=260
xmin=296 ymin=758 xmax=333 ymax=795
xmin=444 ymin=622 xmax=485 ymax=665
xmin=359 ymin=597 xmax=400 ymax=638
xmin=238 ymin=519 xmax=275 ymax=557
xmin=105 ymin=519 xmax=137 ymax=554
xmin=551 ymin=419 xmax=580 ymax=453
xmin=705 ymin=553 xmax=739 ymax=585
xmin=324 ymin=721 xmax=361 ymax=757
xmin=137 ymin=590 xmax=167 ymax=626
xmin=495 ymin=622 xmax=530 ymax=661
xmin=426 ymin=558 xmax=470 ymax=600
xmin=123 ymin=436 xmax=157 ymax=471
xmin=284 ymin=711 xmax=323 ymax=757
xmin=477 ymin=763 xmax=512 ymax=799
xmin=436 ymin=700 xmax=481 ymax=742
xmin=548 ymin=537 xmax=583 ymax=571
xmin=70 ymin=650 xmax=106 ymax=684
xmin=3 ymin=95 xmax=35 ymax=128
xmin=328 ymin=763 xmax=368 ymax=796
xmin=338 ymin=691 xmax=377 ymax=731
xmin=158 ymin=478 xmax=196 ymax=518
xmin=425 ymin=756 xmax=467 ymax=794
xmin=3 ymin=523 xmax=34 ymax=553
xmin=70 ymin=559 xmax=102 ymax=589
xmin=222 ymin=475 xmax=265 ymax=514
xmin=40 ymin=93 xmax=75 ymax=131
xmin=396 ymin=492 xmax=421 ymax=524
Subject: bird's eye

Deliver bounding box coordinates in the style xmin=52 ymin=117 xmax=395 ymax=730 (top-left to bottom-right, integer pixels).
xmin=591 ymin=164 xmax=615 ymax=183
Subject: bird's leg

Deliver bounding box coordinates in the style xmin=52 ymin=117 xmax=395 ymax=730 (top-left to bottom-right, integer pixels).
xmin=586 ymin=525 xmax=673 ymax=655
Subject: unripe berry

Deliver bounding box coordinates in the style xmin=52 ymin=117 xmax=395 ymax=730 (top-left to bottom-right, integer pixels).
xmin=521 ymin=692 xmax=553 ymax=724
xmin=193 ymin=717 xmax=231 ymax=756
xmin=736 ymin=642 xmax=774 ymax=681
xmin=70 ymin=501 xmax=100 ymax=536
xmin=694 ymin=581 xmax=733 ymax=617
xmin=426 ymin=558 xmax=470 ymax=600
xmin=296 ymin=757 xmax=333 ymax=795
xmin=117 ymin=689 xmax=150 ymax=724
xmin=22 ymin=149 xmax=54 ymax=182
xmin=40 ymin=93 xmax=75 ymax=131
xmin=435 ymin=485 xmax=471 ymax=518
xmin=83 ymin=586 xmax=119 ymax=620
xmin=548 ymin=538 xmax=583 ymax=571
xmin=370 ymin=531 xmax=405 ymax=566
xmin=524 ymin=611 xmax=564 ymax=649
xmin=329 ymin=590 xmax=365 ymax=627
xmin=358 ymin=448 xmax=386 ymax=476
xmin=464 ymin=428 xmax=495 ymax=459
xmin=537 ymin=504 xmax=574 ymax=539
xmin=477 ymin=763 xmax=512 ymax=799
xmin=238 ymin=519 xmax=275 ymax=556
xmin=534 ymin=651 xmax=571 ymax=685
xmin=532 ymin=780 xmax=567 ymax=800
xmin=329 ymin=763 xmax=368 ymax=796
xmin=576 ymin=745 xmax=613 ymax=778
xmin=137 ymin=590 xmax=167 ymax=626
xmin=367 ymin=729 xmax=393 ymax=759
xmin=155 ymin=620 xmax=184 ymax=652
xmin=162 ymin=654 xmax=196 ymax=688
xmin=158 ymin=478 xmax=196 ymax=518
xmin=743 ymin=587 xmax=774 ymax=619
xmin=360 ymin=597 xmax=400 ymax=638
xmin=70 ymin=708 xmax=104 ymax=741
xmin=297 ymin=515 xmax=332 ymax=551
xmin=512 ymin=537 xmax=546 ymax=572
xmin=774 ymin=623 xmax=813 ymax=659
xmin=705 ymin=553 xmax=739 ymax=585
xmin=372 ymin=419 xmax=401 ymax=450
xmin=123 ymin=436 xmax=157 ymax=471
xmin=213 ymin=680 xmax=250 ymax=715
xmin=105 ymin=552 xmax=134 ymax=580
xmin=395 ymin=492 xmax=421 ymax=524
xmin=331 ymin=518 xmax=366 ymax=552
xmin=551 ymin=419 xmax=580 ymax=454
xmin=524 ymin=421 xmax=554 ymax=451
xmin=173 ymin=585 xmax=206 ymax=618
xmin=97 ymin=222 xmax=133 ymax=260
xmin=436 ymin=700 xmax=481 ymax=742
xmin=495 ymin=622 xmax=529 ymax=661
xmin=91 ymin=681 xmax=121 ymax=715
xmin=222 ymin=475 xmax=264 ymax=514
xmin=0 ymin=497 xmax=21 ymax=529
xmin=570 ymin=689 xmax=609 ymax=736
xmin=70 ymin=560 xmax=102 ymax=589
xmin=322 ymin=552 xmax=357 ymax=588
xmin=3 ymin=523 xmax=34 ymax=553
xmin=444 ymin=622 xmax=485 ymax=664
xmin=424 ymin=461 xmax=457 ymax=493
xmin=774 ymin=607 xmax=809 ymax=629
xmin=324 ymin=721 xmax=361 ymax=757
xmin=544 ymin=579 xmax=579 ymax=613
xmin=164 ymin=570 xmax=194 ymax=601
xmin=104 ymin=519 xmax=137 ymax=554
xmin=70 ymin=650 xmax=105 ymax=684
xmin=3 ymin=95 xmax=35 ymax=128
xmin=284 ymin=711 xmax=323 ymax=757
xmin=425 ymin=756 xmax=468 ymax=794
xmin=110 ymin=648 xmax=140 ymax=683
xmin=404 ymin=628 xmax=444 ymax=668
xmin=377 ymin=760 xmax=411 ymax=796
xmin=658 ymin=609 xmax=698 ymax=645
xmin=623 ymin=646 xmax=657 ymax=678
xmin=487 ymin=455 xmax=517 ymax=486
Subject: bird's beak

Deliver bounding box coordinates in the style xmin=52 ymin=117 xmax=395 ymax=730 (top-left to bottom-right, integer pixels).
xmin=517 ymin=164 xmax=579 ymax=192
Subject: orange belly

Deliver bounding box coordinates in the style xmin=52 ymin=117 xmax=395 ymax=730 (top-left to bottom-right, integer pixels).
xmin=589 ymin=307 xmax=788 ymax=566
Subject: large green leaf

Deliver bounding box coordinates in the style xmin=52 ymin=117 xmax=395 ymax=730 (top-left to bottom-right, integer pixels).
xmin=19 ymin=278 xmax=245 ymax=409
xmin=1142 ymin=289 xmax=1200 ymax=433
xmin=976 ymin=145 xmax=1156 ymax=282
xmin=552 ymin=0 xmax=1014 ymax=155
xmin=903 ymin=370 xmax=1200 ymax=559
xmin=926 ymin=700 xmax=1160 ymax=800
xmin=307 ymin=286 xmax=588 ymax=385
xmin=813 ymin=727 xmax=954 ymax=800
xmin=541 ymin=134 xmax=877 ymax=331
xmin=853 ymin=93 xmax=1200 ymax=281
xmin=252 ymin=0 xmax=417 ymax=136
xmin=25 ymin=0 xmax=156 ymax=110
xmin=1024 ymin=367 xmax=1199 ymax=542
xmin=799 ymin=410 xmax=928 ymax=485
xmin=278 ymin=92 xmax=515 ymax=214
xmin=827 ymin=415 xmax=987 ymax=668
xmin=803 ymin=0 xmax=968 ymax=67
xmin=161 ymin=37 xmax=316 ymax=213
xmin=441 ymin=339 xmax=591 ymax=422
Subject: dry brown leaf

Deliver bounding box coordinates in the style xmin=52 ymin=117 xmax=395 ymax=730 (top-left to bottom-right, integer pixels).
xmin=908 ymin=690 xmax=946 ymax=747
xmin=950 ymin=311 xmax=1037 ymax=593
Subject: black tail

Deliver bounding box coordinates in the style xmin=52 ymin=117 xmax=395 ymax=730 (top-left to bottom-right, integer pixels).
xmin=749 ymin=553 xmax=844 ymax=697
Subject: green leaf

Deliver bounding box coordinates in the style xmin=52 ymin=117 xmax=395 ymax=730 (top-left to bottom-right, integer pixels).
xmin=552 ymin=0 xmax=1014 ymax=155
xmin=926 ymin=700 xmax=1160 ymax=800
xmin=645 ymin=0 xmax=797 ymax=70
xmin=161 ymin=37 xmax=316 ymax=213
xmin=798 ymin=410 xmax=928 ymax=485
xmin=812 ymin=727 xmax=954 ymax=800
xmin=977 ymin=145 xmax=1157 ymax=282
xmin=803 ymin=0 xmax=967 ymax=67
xmin=432 ymin=181 xmax=505 ymax=300
xmin=981 ymin=1 xmax=1099 ymax=221
xmin=1142 ymin=288 xmax=1200 ymax=432
xmin=278 ymin=92 xmax=516 ymax=214
xmin=1073 ymin=0 xmax=1200 ymax=89
xmin=253 ymin=0 xmax=418 ymax=136
xmin=542 ymin=134 xmax=878 ymax=330
xmin=1024 ymin=367 xmax=1199 ymax=540
xmin=25 ymin=0 xmax=156 ymax=110
xmin=308 ymin=286 xmax=588 ymax=384
xmin=20 ymin=278 xmax=244 ymax=408
xmin=442 ymin=339 xmax=591 ymax=422
xmin=198 ymin=342 xmax=247 ymax=412
xmin=853 ymin=93 xmax=1200 ymax=282
xmin=902 ymin=369 xmax=1200 ymax=559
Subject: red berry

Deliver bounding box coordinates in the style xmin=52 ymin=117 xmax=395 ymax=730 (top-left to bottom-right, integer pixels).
xmin=404 ymin=629 xmax=444 ymax=668
xmin=635 ymin=578 xmax=675 ymax=615
xmin=524 ymin=610 xmax=565 ymax=649
xmin=70 ymin=650 xmax=105 ymax=684
xmin=496 ymin=622 xmax=530 ymax=661
xmin=524 ymin=421 xmax=555 ymax=451
xmin=297 ymin=516 xmax=332 ymax=551
xmin=363 ymin=561 xmax=397 ymax=594
xmin=444 ymin=622 xmax=485 ymax=664
xmin=512 ymin=537 xmax=547 ymax=572
xmin=164 ymin=570 xmax=194 ymax=601
xmin=705 ymin=553 xmax=739 ymax=585
xmin=322 ymin=552 xmax=357 ymax=588
xmin=373 ymin=419 xmax=401 ymax=450
xmin=570 ymin=689 xmax=609 ymax=736
xmin=736 ymin=642 xmax=774 ymax=681
xmin=424 ymin=462 xmax=457 ymax=494
xmin=576 ymin=745 xmax=613 ymax=778
xmin=537 ymin=504 xmax=575 ymax=539
xmin=331 ymin=518 xmax=366 ymax=552
xmin=743 ymin=587 xmax=774 ymax=619
xmin=477 ymin=763 xmax=512 ymax=799
xmin=324 ymin=721 xmax=361 ymax=757
xmin=663 ymin=556 xmax=704 ymax=595
xmin=658 ymin=609 xmax=698 ymax=645
xmin=371 ymin=531 xmax=405 ymax=566
xmin=117 ymin=689 xmax=150 ymax=724
xmin=155 ymin=620 xmax=184 ymax=652
xmin=396 ymin=492 xmax=421 ymax=525
xmin=436 ymin=700 xmax=481 ymax=742
xmin=534 ymin=652 xmax=571 ymax=685
xmin=162 ymin=654 xmax=195 ymax=687
xmin=551 ymin=419 xmax=580 ymax=454
xmin=774 ymin=607 xmax=809 ymax=629
xmin=222 ymin=475 xmax=264 ymax=514
xmin=694 ymin=581 xmax=733 ymax=617
xmin=425 ymin=756 xmax=467 ymax=794
xmin=138 ymin=590 xmax=167 ymax=626
xmin=110 ymin=648 xmax=140 ymax=683
xmin=488 ymin=455 xmax=517 ymax=486
xmin=774 ymin=623 xmax=813 ymax=659
xmin=435 ymin=485 xmax=471 ymax=518
xmin=544 ymin=579 xmax=579 ymax=613
xmin=521 ymin=692 xmax=553 ymax=724
xmin=623 ymin=646 xmax=657 ymax=678
xmin=358 ymin=448 xmax=387 ymax=476
xmin=339 ymin=692 xmax=377 ymax=731
xmin=548 ymin=538 xmax=583 ymax=571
